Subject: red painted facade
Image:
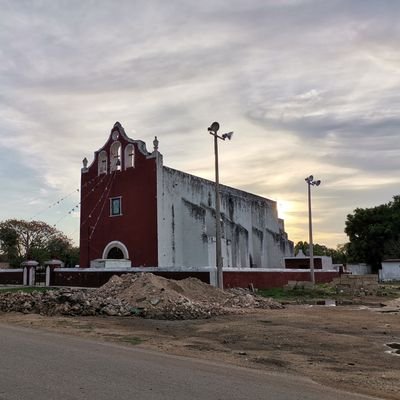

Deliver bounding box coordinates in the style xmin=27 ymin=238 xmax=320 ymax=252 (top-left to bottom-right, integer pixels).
xmin=79 ymin=123 xmax=158 ymax=268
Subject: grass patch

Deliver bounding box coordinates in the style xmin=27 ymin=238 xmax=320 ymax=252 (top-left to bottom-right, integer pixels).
xmin=258 ymin=282 xmax=400 ymax=302
xmin=376 ymin=284 xmax=400 ymax=297
xmin=75 ymin=324 xmax=94 ymax=331
xmin=258 ymin=284 xmax=337 ymax=301
xmin=120 ymin=336 xmax=144 ymax=346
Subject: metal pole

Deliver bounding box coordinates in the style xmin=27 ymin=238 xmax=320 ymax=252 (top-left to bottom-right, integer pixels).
xmin=87 ymin=223 xmax=91 ymax=268
xmin=214 ymin=133 xmax=223 ymax=289
xmin=308 ymin=182 xmax=315 ymax=285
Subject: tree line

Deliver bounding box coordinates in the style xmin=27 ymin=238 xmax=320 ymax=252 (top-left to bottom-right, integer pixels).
xmin=296 ymin=195 xmax=400 ymax=272
xmin=0 ymin=219 xmax=79 ymax=268
xmin=2 ymin=195 xmax=400 ymax=271
xmin=294 ymin=241 xmax=348 ymax=264
xmin=344 ymin=195 xmax=400 ymax=271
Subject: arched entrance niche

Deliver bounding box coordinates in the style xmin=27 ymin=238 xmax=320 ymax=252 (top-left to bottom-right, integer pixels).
xmin=102 ymin=241 xmax=130 ymax=260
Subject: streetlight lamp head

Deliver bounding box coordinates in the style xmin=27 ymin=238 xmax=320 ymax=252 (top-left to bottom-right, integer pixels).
xmin=308 ymin=175 xmax=314 ymax=181
xmin=222 ymin=131 xmax=234 ymax=141
xmin=315 ymin=180 xmax=321 ymax=186
xmin=208 ymin=121 xmax=220 ymax=133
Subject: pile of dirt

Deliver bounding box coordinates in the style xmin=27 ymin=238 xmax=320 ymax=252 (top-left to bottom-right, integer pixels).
xmin=0 ymin=273 xmax=282 ymax=319
xmin=98 ymin=273 xmax=283 ymax=319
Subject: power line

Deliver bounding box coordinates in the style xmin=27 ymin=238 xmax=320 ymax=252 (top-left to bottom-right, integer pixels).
xmin=53 ymin=173 xmax=111 ymax=227
xmin=28 ymin=174 xmax=106 ymax=222
xmin=29 ymin=188 xmax=80 ymax=220
xmin=65 ymin=173 xmax=114 ymax=238
xmin=89 ymin=172 xmax=117 ymax=239
xmin=80 ymin=172 xmax=114 ymax=228
xmin=52 ymin=203 xmax=80 ymax=228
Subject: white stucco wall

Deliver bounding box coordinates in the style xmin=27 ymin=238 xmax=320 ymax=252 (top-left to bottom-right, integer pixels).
xmin=90 ymin=259 xmax=132 ymax=269
xmin=380 ymin=261 xmax=400 ymax=281
xmin=157 ymin=164 xmax=293 ymax=269
xmin=346 ymin=264 xmax=372 ymax=275
xmin=320 ymin=256 xmax=333 ymax=270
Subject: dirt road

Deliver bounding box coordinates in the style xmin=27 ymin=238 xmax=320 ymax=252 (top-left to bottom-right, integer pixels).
xmin=1 ymin=304 xmax=399 ymax=400
xmin=0 ymin=323 xmax=377 ymax=400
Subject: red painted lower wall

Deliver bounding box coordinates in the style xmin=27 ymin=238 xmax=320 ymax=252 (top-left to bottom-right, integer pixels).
xmin=223 ymin=271 xmax=339 ymax=289
xmin=0 ymin=268 xmax=338 ymax=289
xmin=50 ymin=269 xmax=338 ymax=289
xmin=0 ymin=271 xmax=23 ymax=285
xmin=50 ymin=270 xmax=210 ymax=287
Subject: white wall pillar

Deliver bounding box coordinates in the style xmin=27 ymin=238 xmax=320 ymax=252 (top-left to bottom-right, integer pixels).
xmin=29 ymin=267 xmax=35 ymax=286
xmin=209 ymin=267 xmax=218 ymax=287
xmin=23 ymin=267 xmax=28 ymax=286
xmin=45 ymin=266 xmax=51 ymax=287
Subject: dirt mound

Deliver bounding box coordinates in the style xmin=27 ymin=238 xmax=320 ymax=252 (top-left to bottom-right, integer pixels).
xmin=0 ymin=273 xmax=282 ymax=320
xmin=97 ymin=273 xmax=283 ymax=319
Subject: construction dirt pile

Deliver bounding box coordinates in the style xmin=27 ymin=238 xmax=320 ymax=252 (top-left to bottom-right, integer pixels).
xmin=0 ymin=273 xmax=283 ymax=319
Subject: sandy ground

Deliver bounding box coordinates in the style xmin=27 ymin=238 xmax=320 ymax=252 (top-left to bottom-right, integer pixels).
xmin=1 ymin=304 xmax=399 ymax=400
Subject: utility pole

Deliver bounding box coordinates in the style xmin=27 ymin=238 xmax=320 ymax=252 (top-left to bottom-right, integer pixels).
xmin=208 ymin=122 xmax=233 ymax=289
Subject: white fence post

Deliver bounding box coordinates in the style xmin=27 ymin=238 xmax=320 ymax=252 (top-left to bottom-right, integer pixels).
xmin=23 ymin=267 xmax=28 ymax=286
xmin=45 ymin=266 xmax=51 ymax=287
xmin=29 ymin=267 xmax=35 ymax=286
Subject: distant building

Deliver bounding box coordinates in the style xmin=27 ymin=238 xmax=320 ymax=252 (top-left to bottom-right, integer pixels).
xmin=79 ymin=122 xmax=294 ymax=269
xmin=284 ymin=250 xmax=333 ymax=270
xmin=380 ymin=259 xmax=400 ymax=282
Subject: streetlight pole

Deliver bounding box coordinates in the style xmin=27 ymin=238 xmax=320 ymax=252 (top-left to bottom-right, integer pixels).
xmin=214 ymin=131 xmax=223 ymax=290
xmin=208 ymin=122 xmax=233 ymax=290
xmin=305 ymin=175 xmax=321 ymax=285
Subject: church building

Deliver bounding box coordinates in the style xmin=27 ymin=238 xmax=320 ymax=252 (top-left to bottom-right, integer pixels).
xmin=79 ymin=122 xmax=294 ymax=269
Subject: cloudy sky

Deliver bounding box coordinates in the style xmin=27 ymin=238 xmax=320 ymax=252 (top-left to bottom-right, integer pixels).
xmin=1 ymin=0 xmax=399 ymax=248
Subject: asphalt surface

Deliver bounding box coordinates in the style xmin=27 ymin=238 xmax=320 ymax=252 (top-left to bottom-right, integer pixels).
xmin=0 ymin=323 xmax=383 ymax=400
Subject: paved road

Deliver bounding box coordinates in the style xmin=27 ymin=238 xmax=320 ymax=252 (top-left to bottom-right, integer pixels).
xmin=0 ymin=323 xmax=381 ymax=400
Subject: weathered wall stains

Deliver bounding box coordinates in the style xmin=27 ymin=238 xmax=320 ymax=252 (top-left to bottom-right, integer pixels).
xmin=252 ymin=227 xmax=263 ymax=268
xmin=171 ymin=205 xmax=175 ymax=266
xmin=158 ymin=166 xmax=293 ymax=268
xmin=182 ymin=198 xmax=206 ymax=221
xmin=181 ymin=198 xmax=208 ymax=266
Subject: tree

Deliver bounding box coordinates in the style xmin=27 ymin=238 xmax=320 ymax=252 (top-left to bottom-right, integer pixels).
xmin=294 ymin=241 xmax=308 ymax=256
xmin=0 ymin=219 xmax=78 ymax=267
xmin=47 ymin=236 xmax=79 ymax=267
xmin=333 ymin=243 xmax=350 ymax=264
xmin=294 ymin=241 xmax=348 ymax=264
xmin=383 ymin=238 xmax=400 ymax=259
xmin=0 ymin=225 xmax=20 ymax=266
xmin=345 ymin=195 xmax=400 ymax=271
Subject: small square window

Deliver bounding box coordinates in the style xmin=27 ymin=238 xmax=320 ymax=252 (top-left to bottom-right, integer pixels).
xmin=110 ymin=197 xmax=122 ymax=216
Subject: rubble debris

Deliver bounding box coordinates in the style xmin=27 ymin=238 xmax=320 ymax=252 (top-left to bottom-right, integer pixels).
xmin=0 ymin=273 xmax=283 ymax=320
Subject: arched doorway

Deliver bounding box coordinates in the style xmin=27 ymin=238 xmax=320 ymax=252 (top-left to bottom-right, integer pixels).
xmin=107 ymin=247 xmax=124 ymax=259
xmin=102 ymin=241 xmax=130 ymax=260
